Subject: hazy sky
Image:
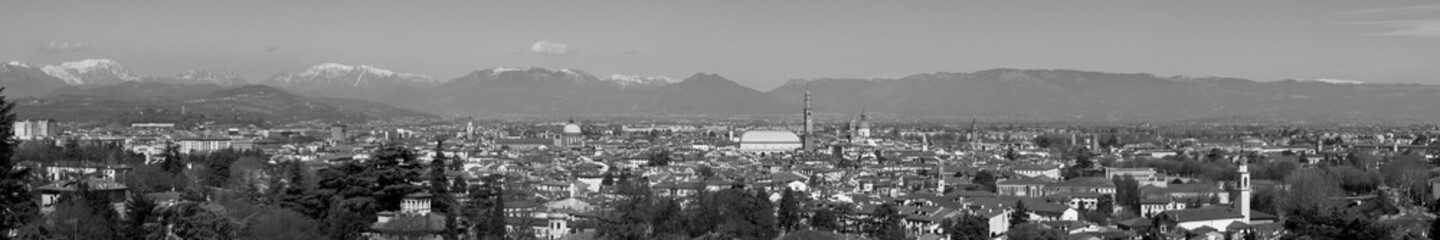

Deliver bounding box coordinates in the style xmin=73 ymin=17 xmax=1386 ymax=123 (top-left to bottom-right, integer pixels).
xmin=2 ymin=0 xmax=1438 ymax=90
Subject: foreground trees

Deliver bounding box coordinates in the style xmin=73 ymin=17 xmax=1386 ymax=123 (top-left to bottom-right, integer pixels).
xmin=0 ymin=88 xmax=40 ymax=239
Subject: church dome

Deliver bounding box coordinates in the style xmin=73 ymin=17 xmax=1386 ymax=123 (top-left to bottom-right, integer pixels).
xmin=563 ymin=123 xmax=582 ymax=135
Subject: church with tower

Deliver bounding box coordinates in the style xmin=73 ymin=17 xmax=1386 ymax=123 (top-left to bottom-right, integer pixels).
xmin=1148 ymin=161 xmax=1278 ymax=239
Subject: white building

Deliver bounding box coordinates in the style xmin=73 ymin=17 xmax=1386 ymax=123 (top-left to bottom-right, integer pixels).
xmin=178 ymin=138 xmax=232 ymax=153
xmin=13 ymin=119 xmax=57 ymax=140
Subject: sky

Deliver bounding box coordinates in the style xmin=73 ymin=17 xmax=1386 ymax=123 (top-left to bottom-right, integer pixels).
xmin=2 ymin=0 xmax=1438 ymax=90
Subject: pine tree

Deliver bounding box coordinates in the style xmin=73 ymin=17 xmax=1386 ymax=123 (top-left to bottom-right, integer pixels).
xmin=0 ymin=88 xmax=42 ymax=239
xmin=777 ymin=188 xmax=807 ymax=233
xmin=124 ymin=193 xmax=158 ymax=240
xmin=1010 ymin=200 xmax=1030 ymax=226
xmin=428 ymin=140 xmax=457 ymax=240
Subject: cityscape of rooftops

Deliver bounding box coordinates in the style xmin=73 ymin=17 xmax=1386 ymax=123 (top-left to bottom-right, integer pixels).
xmin=4 ymin=1 xmax=1440 ymax=240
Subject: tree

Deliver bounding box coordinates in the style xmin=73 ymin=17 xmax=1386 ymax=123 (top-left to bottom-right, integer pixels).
xmin=1381 ymin=154 xmax=1430 ymax=205
xmin=869 ymin=203 xmax=905 ymax=240
xmin=159 ymin=143 xmax=186 ymax=175
xmin=305 ymin=144 xmax=425 ymax=239
xmin=648 ymin=150 xmax=672 ymax=166
xmin=1280 ymin=207 xmax=1391 ymax=240
xmin=1282 ymin=168 xmax=1343 ymax=216
xmin=465 ymin=175 xmax=506 ymax=240
xmin=1430 ymin=218 xmax=1440 ymax=240
xmin=1010 ymin=200 xmax=1030 ymax=226
xmin=651 ymin=197 xmax=687 ymax=238
xmin=154 ymin=202 xmax=237 ymax=240
xmin=124 ymin=194 xmax=158 ymax=240
xmin=777 ymin=188 xmax=807 ymax=233
xmin=0 ymin=87 xmax=40 ymax=240
xmin=597 ymin=177 xmax=654 ymax=240
xmin=1097 ymin=194 xmax=1114 ymax=215
xmin=1005 ymin=223 xmax=1064 ymax=240
xmin=810 ymin=208 xmax=838 ymax=231
xmin=47 ymin=180 xmax=123 ymax=240
xmin=942 ymin=214 xmax=989 ymax=240
xmin=320 ymin=202 xmax=373 ymax=240
xmin=718 ymin=189 xmax=778 ymax=240
xmin=246 ymin=208 xmax=322 ymax=240
xmin=972 ymin=170 xmax=997 ymax=192
xmin=1327 ymin=166 xmax=1380 ymax=194
xmin=429 ymin=140 xmax=458 ymax=240
xmin=1075 ymin=151 xmax=1095 ymax=169
xmin=1033 ymin=136 xmax=1051 ymax=149
xmin=601 ymin=172 xmax=615 ymax=187
xmin=1112 ymin=176 xmax=1142 ymax=215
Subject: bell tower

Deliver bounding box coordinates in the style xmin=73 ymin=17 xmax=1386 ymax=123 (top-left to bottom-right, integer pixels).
xmin=1239 ymin=160 xmax=1252 ymax=224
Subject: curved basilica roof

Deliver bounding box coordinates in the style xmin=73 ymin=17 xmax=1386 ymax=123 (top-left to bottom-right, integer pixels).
xmin=740 ymin=130 xmax=801 ymax=143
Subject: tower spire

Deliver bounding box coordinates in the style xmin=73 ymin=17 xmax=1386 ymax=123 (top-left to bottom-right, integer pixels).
xmin=803 ymin=85 xmax=814 ymax=152
xmin=968 ymin=118 xmax=978 ymax=150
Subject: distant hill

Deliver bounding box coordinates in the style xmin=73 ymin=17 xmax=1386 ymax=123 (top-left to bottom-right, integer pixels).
xmin=768 ymin=69 xmax=1440 ymax=122
xmin=635 ymin=73 xmax=790 ymax=115
xmin=12 ymin=83 xmax=435 ymax=126
xmin=1 ymin=62 xmax=69 ymax=98
xmin=272 ymin=66 xmax=787 ymax=116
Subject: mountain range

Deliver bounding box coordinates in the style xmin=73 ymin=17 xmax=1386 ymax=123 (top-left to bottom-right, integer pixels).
xmin=7 ymin=59 xmax=1440 ymax=122
xmin=2 ymin=59 xmax=434 ymax=125
xmin=769 ymin=69 xmax=1440 ymax=122
xmin=15 ymin=82 xmax=433 ymax=126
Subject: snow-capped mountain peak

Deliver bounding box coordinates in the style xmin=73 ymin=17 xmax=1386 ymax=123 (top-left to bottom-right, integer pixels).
xmin=490 ymin=67 xmax=533 ymax=75
xmin=5 ymin=61 xmax=29 ymax=68
xmin=305 ymin=63 xmax=379 ymax=76
xmin=602 ymin=74 xmax=674 ymax=88
xmin=166 ymin=69 xmax=247 ymax=86
xmin=41 ymin=58 xmax=141 ymax=85
xmin=265 ymin=63 xmax=439 ymax=93
xmin=283 ymin=63 xmax=435 ymax=81
xmin=1306 ymin=78 xmax=1365 ymax=85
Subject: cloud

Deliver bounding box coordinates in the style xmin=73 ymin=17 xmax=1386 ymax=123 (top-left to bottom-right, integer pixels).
xmin=263 ymin=45 xmax=281 ymax=52
xmin=530 ymin=40 xmax=569 ymax=56
xmin=1354 ymin=20 xmax=1440 ymax=38
xmin=41 ymin=41 xmax=88 ymax=52
xmin=1341 ymin=4 xmax=1440 ymax=15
